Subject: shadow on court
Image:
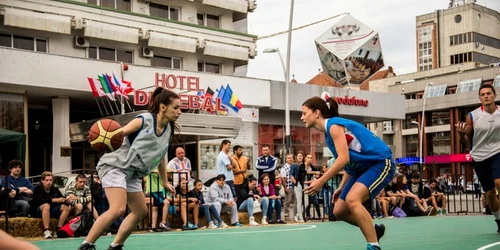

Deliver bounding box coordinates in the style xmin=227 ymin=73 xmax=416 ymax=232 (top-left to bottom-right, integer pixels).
xmin=32 ymin=216 xmax=500 ymax=250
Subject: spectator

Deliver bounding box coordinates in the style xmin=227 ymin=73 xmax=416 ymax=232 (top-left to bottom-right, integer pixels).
xmin=167 ymin=147 xmax=192 ymax=187
xmin=189 ymin=179 xmax=222 ymax=229
xmin=144 ymin=170 xmax=171 ymax=231
xmin=409 ymin=173 xmax=435 ymax=216
xmin=0 ymin=160 xmax=33 ymax=216
xmin=425 ymin=179 xmax=448 ymax=215
xmin=256 ymin=144 xmax=277 ymax=185
xmin=216 ymin=140 xmax=236 ymax=198
xmin=174 ymin=179 xmax=199 ymax=230
xmin=64 ymin=174 xmax=99 ymax=219
xmin=237 ymin=175 xmax=267 ymax=226
xmin=205 ymin=174 xmax=242 ymax=227
xmin=304 ymin=154 xmax=321 ymax=220
xmin=292 ymin=152 xmax=305 ymax=223
xmin=32 ymin=171 xmax=71 ymax=239
xmin=280 ymin=154 xmax=296 ymax=222
xmin=230 ymin=145 xmax=249 ymax=197
xmin=259 ymin=173 xmax=285 ymax=224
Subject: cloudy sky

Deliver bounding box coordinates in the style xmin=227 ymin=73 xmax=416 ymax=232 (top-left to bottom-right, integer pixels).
xmin=246 ymin=0 xmax=500 ymax=83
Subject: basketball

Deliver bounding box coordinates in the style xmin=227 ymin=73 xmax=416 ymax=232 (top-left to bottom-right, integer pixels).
xmin=88 ymin=119 xmax=124 ymax=153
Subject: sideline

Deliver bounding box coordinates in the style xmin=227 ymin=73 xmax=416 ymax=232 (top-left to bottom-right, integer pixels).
xmin=477 ymin=241 xmax=500 ymax=250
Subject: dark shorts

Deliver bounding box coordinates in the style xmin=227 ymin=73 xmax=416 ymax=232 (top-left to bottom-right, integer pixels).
xmin=151 ymin=192 xmax=165 ymax=207
xmin=340 ymin=159 xmax=395 ymax=201
xmin=473 ymin=152 xmax=500 ymax=192
xmin=36 ymin=204 xmax=62 ymax=218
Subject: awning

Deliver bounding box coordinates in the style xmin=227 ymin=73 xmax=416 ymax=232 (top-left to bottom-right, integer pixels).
xmin=148 ymin=31 xmax=197 ymax=53
xmin=202 ymin=0 xmax=248 ymax=13
xmin=203 ymin=41 xmax=248 ymax=61
xmin=3 ymin=8 xmax=71 ymax=34
xmin=84 ymin=20 xmax=139 ymax=44
xmin=69 ymin=111 xmax=242 ymax=143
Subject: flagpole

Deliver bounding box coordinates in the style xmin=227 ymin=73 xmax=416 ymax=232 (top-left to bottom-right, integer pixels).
xmin=120 ymin=62 xmax=125 ymax=114
xmin=107 ymin=97 xmax=115 ymax=114
xmin=94 ymin=98 xmax=103 ymax=116
xmin=100 ymin=97 xmax=110 ymax=115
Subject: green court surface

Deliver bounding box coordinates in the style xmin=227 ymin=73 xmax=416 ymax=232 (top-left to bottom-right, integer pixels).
xmin=32 ymin=216 xmax=500 ymax=250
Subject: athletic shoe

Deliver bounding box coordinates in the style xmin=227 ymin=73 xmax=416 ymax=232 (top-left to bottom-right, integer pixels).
xmin=107 ymin=245 xmax=124 ymax=250
xmin=495 ymin=220 xmax=500 ymax=233
xmin=366 ymin=244 xmax=382 ymax=250
xmin=208 ymin=221 xmax=218 ymax=229
xmin=77 ymin=243 xmax=96 ymax=250
xmin=276 ymin=220 xmax=287 ymax=224
xmin=261 ymin=216 xmax=268 ymax=225
xmin=424 ymin=206 xmax=434 ymax=216
xmin=232 ymin=222 xmax=243 ymax=227
xmin=219 ymin=221 xmax=229 ymax=228
xmin=43 ymin=230 xmax=52 ymax=239
xmin=374 ymin=224 xmax=385 ymax=241
xmin=249 ymin=217 xmax=259 ymax=226
xmin=182 ymin=223 xmax=198 ymax=230
xmin=442 ymin=209 xmax=447 ymax=215
xmin=159 ymin=222 xmax=172 ymax=231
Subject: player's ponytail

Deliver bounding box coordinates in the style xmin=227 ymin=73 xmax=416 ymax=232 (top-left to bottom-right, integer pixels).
xmin=302 ymin=96 xmax=339 ymax=119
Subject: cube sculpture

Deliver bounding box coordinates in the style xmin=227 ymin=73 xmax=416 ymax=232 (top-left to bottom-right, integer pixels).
xmin=315 ymin=14 xmax=384 ymax=85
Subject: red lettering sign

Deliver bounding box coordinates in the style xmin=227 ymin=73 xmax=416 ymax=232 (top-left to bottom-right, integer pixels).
xmin=334 ymin=96 xmax=369 ymax=107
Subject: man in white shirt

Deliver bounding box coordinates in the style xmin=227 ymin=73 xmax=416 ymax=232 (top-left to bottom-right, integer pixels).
xmin=216 ymin=140 xmax=236 ymax=198
xmin=167 ymin=147 xmax=192 ymax=187
xmin=280 ymin=154 xmax=296 ymax=221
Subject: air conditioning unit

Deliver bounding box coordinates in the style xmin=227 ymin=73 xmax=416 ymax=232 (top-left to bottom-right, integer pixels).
xmin=142 ymin=47 xmax=154 ymax=58
xmin=475 ymin=42 xmax=481 ymax=48
xmin=74 ymin=36 xmax=89 ymax=48
xmin=248 ymin=0 xmax=257 ymax=12
xmin=490 ymin=63 xmax=500 ymax=67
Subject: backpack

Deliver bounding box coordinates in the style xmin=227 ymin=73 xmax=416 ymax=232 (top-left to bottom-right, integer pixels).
xmin=57 ymin=210 xmax=93 ymax=238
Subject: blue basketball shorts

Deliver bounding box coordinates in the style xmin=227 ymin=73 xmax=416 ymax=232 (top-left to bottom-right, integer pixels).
xmin=339 ymin=159 xmax=395 ymax=201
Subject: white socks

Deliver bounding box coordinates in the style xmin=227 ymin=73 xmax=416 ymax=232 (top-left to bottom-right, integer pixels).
xmin=493 ymin=209 xmax=500 ymax=220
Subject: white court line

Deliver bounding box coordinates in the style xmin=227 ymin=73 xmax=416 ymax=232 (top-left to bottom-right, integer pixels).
xmin=477 ymin=242 xmax=500 ymax=250
xmin=136 ymin=224 xmax=317 ymax=237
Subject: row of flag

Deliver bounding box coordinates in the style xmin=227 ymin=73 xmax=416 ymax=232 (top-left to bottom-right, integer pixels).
xmin=197 ymin=84 xmax=243 ymax=114
xmin=87 ymin=74 xmax=134 ymax=115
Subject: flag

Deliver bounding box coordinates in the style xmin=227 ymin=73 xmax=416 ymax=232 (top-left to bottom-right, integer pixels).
xmin=205 ymin=87 xmax=215 ymax=98
xmin=112 ymin=74 xmax=129 ymax=99
xmin=227 ymin=85 xmax=243 ymax=111
xmin=98 ymin=75 xmax=116 ymax=101
xmin=88 ymin=78 xmax=99 ymax=97
xmin=221 ymin=85 xmax=232 ymax=106
xmin=121 ymin=80 xmax=134 ymax=94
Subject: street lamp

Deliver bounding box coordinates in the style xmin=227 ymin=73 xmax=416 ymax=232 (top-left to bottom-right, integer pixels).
xmin=262 ymin=48 xmax=286 ymax=80
xmin=411 ymin=120 xmax=421 ymax=173
xmin=419 ymin=83 xmax=434 ymax=173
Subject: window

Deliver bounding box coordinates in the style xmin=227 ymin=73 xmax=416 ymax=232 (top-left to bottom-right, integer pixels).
xmin=88 ymin=46 xmax=132 ymax=63
xmin=425 ymin=84 xmax=447 ymax=98
xmin=0 ymin=33 xmax=47 ymax=52
xmin=404 ymin=114 xmax=418 ymax=129
xmin=383 ymin=121 xmax=393 ymax=132
xmin=457 ymin=78 xmax=482 ymax=93
xmin=88 ymin=0 xmax=131 ymax=11
xmin=197 ymin=13 xmax=219 ymax=28
xmin=494 ymin=75 xmax=500 ymax=87
xmin=198 ymin=62 xmax=220 ymax=74
xmin=152 ymin=55 xmax=181 ymax=69
xmin=430 ymin=132 xmax=451 ymax=155
xmin=473 ymin=32 xmax=500 ymax=50
xmin=418 ymin=25 xmax=433 ymax=71
xmin=149 ymin=3 xmax=180 ymax=21
xmin=431 ymin=111 xmax=450 ymax=126
xmin=473 ymin=52 xmax=500 ymax=65
xmin=405 ymin=135 xmax=418 ymax=157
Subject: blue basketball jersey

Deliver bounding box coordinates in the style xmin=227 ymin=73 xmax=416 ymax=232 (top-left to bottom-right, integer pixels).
xmin=324 ymin=117 xmax=393 ymax=173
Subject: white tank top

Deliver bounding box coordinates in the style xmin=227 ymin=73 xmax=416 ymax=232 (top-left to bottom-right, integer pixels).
xmin=469 ymin=105 xmax=500 ymax=162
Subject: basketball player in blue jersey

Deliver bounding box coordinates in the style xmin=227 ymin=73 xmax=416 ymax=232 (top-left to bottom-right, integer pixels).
xmin=455 ymin=84 xmax=500 ymax=233
xmin=78 ymin=87 xmax=181 ymax=250
xmin=302 ymin=95 xmax=395 ymax=250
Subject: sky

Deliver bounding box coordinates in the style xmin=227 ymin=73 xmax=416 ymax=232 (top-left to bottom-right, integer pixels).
xmin=246 ymin=0 xmax=500 ymax=83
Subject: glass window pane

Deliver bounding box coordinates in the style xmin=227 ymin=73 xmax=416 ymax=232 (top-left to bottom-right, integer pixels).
xmin=170 ymin=8 xmax=179 ymax=21
xmin=152 ymin=56 xmax=171 ymax=68
xmin=0 ymin=33 xmax=11 ymax=47
xmin=88 ymin=46 xmax=97 ymax=59
xmin=205 ymin=63 xmax=220 ymax=73
xmin=88 ymin=0 xmax=97 ymax=4
xmin=149 ymin=3 xmax=169 ymax=19
xmin=206 ymin=14 xmax=219 ymax=28
xmin=198 ymin=62 xmax=204 ymax=72
xmin=36 ymin=39 xmax=47 ymax=52
xmin=99 ymin=47 xmax=115 ymax=61
xmin=494 ymin=75 xmax=500 ymax=87
xmin=116 ymin=0 xmax=131 ymax=11
xmin=117 ymin=50 xmax=132 ymax=63
xmin=173 ymin=58 xmax=181 ymax=69
xmin=101 ymin=0 xmax=115 ymax=8
xmin=13 ymin=35 xmax=34 ymax=50
xmin=197 ymin=13 xmax=204 ymax=25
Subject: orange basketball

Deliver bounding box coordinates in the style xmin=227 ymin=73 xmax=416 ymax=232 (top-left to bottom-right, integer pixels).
xmin=88 ymin=119 xmax=124 ymax=153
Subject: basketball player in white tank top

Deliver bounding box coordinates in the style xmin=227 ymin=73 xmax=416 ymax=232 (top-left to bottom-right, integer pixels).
xmin=456 ymin=84 xmax=500 ymax=233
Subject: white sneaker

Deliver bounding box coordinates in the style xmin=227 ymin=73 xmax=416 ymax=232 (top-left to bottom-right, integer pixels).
xmin=208 ymin=221 xmax=218 ymax=229
xmin=219 ymin=221 xmax=229 ymax=228
xmin=43 ymin=230 xmax=52 ymax=239
xmin=249 ymin=216 xmax=259 ymax=226
xmin=262 ymin=216 xmax=268 ymax=225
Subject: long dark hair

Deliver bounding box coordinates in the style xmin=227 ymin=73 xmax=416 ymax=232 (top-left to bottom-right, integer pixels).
xmin=302 ymin=96 xmax=339 ymax=118
xmin=148 ymin=87 xmax=180 ymax=142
